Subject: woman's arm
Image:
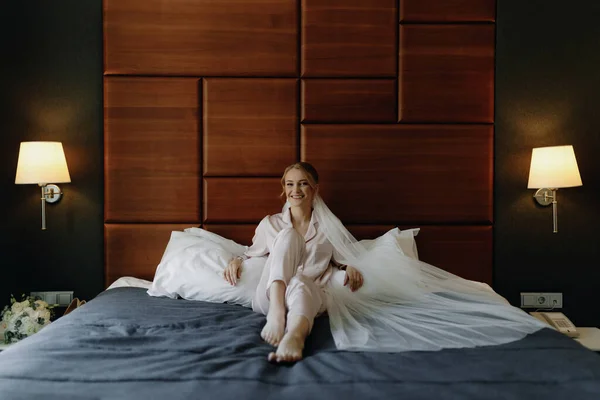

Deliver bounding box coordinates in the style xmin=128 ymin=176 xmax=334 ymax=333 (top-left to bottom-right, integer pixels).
xmin=241 ymin=216 xmax=271 ymax=259
xmin=330 ymin=257 xmax=347 ymax=271
xmin=331 ymin=248 xmax=363 ymax=291
xmin=330 ymin=248 xmax=347 ymax=270
xmin=224 ymin=216 xmax=270 ymax=285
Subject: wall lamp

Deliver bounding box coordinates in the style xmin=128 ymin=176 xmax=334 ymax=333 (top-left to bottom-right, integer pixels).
xmin=15 ymin=141 xmax=71 ymax=230
xmin=527 ymin=145 xmax=582 ymax=233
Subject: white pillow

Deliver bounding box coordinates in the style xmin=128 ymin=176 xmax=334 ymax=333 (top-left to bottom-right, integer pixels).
xmin=107 ymin=276 xmax=153 ymax=291
xmin=183 ymin=227 xmax=248 ymax=255
xmin=185 ymin=226 xmax=420 ymax=260
xmin=359 ymin=228 xmax=420 ymax=260
xmin=147 ymin=227 xmax=419 ymax=307
xmin=396 ymin=228 xmax=420 ymax=260
xmin=147 ymin=230 xmax=265 ymax=308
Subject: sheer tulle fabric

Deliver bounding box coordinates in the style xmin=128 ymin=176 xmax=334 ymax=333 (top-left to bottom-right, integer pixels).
xmin=301 ymin=195 xmax=547 ymax=352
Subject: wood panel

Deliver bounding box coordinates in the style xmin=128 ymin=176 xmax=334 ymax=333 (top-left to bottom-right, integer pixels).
xmin=399 ymin=25 xmax=495 ymax=123
xmin=204 ymin=178 xmax=283 ymax=223
xmin=105 ymin=224 xmax=195 ymax=286
xmin=203 ymin=224 xmax=491 ymax=283
xmin=301 ymin=79 xmax=397 ymax=122
xmin=104 ymin=0 xmax=297 ymax=76
xmin=400 ymin=0 xmax=496 ymax=22
xmin=302 ymin=124 xmax=493 ymax=224
xmin=203 ymin=79 xmax=298 ymax=176
xmin=413 ymin=226 xmax=492 ymax=284
xmin=302 ymin=0 xmax=397 ymax=77
xmin=103 ymin=1 xmax=497 ymax=287
xmin=104 ymin=77 xmax=201 ymax=222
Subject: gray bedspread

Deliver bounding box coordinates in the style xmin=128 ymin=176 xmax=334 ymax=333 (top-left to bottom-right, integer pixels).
xmin=0 ymin=287 xmax=599 ymax=400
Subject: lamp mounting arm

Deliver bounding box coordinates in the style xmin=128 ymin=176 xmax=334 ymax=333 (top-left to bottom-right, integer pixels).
xmin=37 ymin=183 xmax=64 ymax=230
xmin=533 ymin=188 xmax=558 ymax=233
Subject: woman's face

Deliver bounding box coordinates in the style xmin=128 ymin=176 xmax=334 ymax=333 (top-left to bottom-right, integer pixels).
xmin=284 ymin=168 xmax=316 ymax=207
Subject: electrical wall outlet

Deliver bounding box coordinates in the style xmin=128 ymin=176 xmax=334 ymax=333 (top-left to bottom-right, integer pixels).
xmin=520 ymin=292 xmax=563 ymax=309
xmin=30 ymin=291 xmax=74 ymax=307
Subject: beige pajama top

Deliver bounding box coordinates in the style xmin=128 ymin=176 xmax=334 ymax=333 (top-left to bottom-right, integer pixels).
xmin=243 ymin=208 xmax=340 ymax=288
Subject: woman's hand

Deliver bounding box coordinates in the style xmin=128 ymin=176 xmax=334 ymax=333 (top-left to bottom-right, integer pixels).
xmin=224 ymin=257 xmax=243 ymax=285
xmin=344 ymin=266 xmax=364 ymax=292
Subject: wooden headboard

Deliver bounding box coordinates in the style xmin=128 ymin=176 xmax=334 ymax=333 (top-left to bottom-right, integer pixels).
xmin=103 ymin=0 xmax=496 ymax=287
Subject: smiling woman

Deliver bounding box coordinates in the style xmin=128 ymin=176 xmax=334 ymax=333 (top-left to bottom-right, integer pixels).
xmin=223 ymin=162 xmax=357 ymax=363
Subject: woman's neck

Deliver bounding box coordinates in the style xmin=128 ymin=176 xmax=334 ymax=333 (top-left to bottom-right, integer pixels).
xmin=289 ymin=205 xmax=311 ymax=225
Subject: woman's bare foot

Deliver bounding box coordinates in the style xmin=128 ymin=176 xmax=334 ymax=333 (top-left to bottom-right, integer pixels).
xmin=262 ymin=281 xmax=287 ymax=346
xmin=261 ymin=308 xmax=286 ymax=346
xmin=268 ymin=314 xmax=310 ymax=363
xmin=268 ymin=332 xmax=304 ymax=363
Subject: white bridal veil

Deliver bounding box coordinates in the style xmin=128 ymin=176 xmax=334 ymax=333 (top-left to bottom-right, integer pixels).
xmin=306 ymin=195 xmax=547 ymax=352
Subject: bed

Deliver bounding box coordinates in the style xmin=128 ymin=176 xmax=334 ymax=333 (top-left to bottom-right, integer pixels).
xmin=0 ymin=287 xmax=599 ymax=399
xmin=2 ymin=1 xmax=600 ymax=398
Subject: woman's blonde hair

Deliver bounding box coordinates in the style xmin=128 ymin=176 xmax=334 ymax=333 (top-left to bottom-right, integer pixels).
xmin=280 ymin=162 xmax=319 ymax=201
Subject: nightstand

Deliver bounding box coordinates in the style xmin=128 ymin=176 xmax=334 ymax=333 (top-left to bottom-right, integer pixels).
xmin=574 ymin=327 xmax=600 ymax=351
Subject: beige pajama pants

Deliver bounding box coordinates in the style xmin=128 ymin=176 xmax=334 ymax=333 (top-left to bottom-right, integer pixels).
xmin=251 ymin=227 xmax=325 ymax=332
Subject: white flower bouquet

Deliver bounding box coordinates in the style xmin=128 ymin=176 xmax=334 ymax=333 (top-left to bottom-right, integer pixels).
xmin=0 ymin=294 xmax=54 ymax=344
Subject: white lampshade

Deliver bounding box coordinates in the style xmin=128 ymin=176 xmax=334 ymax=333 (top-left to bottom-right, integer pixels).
xmin=15 ymin=141 xmax=71 ymax=184
xmin=527 ymin=145 xmax=582 ymax=189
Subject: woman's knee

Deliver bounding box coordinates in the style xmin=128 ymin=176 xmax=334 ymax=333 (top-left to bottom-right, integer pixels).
xmin=272 ymin=227 xmax=304 ymax=251
xmin=276 ymin=227 xmax=302 ymax=241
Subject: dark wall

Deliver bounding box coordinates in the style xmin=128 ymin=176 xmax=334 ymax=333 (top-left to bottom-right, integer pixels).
xmin=0 ymin=1 xmax=598 ymax=327
xmin=495 ymin=0 xmax=600 ymax=326
xmin=0 ymin=2 xmax=104 ymax=305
